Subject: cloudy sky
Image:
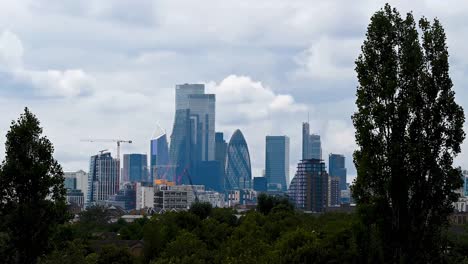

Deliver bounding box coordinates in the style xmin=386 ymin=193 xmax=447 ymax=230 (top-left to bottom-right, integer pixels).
xmin=0 ymin=0 xmax=467 ymax=183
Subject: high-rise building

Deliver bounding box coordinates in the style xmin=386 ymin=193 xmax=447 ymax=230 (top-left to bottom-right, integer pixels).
xmin=329 ymin=154 xmax=347 ymax=191
xmin=329 ymin=176 xmax=340 ymax=206
xmin=123 ymin=154 xmax=148 ymax=183
xmin=302 ymin=122 xmax=321 ymax=160
xmin=215 ymin=132 xmax=227 ymax=191
xmin=188 ymin=94 xmax=216 ymax=162
xmin=175 ymin=83 xmax=205 ymax=110
xmin=87 ymin=152 xmax=120 ymax=206
xmin=265 ymin=136 xmax=290 ymax=192
xmin=150 ymin=134 xmax=170 ymax=181
xmin=225 ymin=129 xmax=252 ymax=190
xmin=170 ymin=84 xmax=216 ymax=185
xmin=288 ymin=159 xmax=328 ymax=212
xmin=170 ymin=109 xmax=193 ymax=184
xmin=64 ymin=170 xmax=88 ymax=194
xmin=253 ymin=177 xmax=267 ymax=192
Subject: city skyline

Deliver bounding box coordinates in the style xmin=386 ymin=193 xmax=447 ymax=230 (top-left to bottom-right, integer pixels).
xmin=1 ymin=1 xmax=468 ymax=184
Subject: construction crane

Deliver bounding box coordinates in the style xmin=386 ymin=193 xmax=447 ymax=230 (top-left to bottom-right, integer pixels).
xmin=80 ymin=139 xmax=132 ymax=160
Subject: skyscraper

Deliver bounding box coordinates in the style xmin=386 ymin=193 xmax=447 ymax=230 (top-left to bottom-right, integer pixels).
xmin=150 ymin=134 xmax=170 ymax=181
xmin=265 ymin=136 xmax=290 ymax=192
xmin=87 ymin=152 xmax=120 ymax=206
xmin=122 ymin=154 xmax=148 ymax=183
xmin=302 ymin=122 xmax=321 ymax=160
xmin=329 ymin=176 xmax=340 ymax=206
xmin=175 ymin=83 xmax=205 ymax=110
xmin=225 ymin=129 xmax=252 ymax=190
xmin=170 ymin=84 xmax=216 ymax=184
xmin=169 ymin=109 xmax=193 ymax=184
xmin=188 ymin=93 xmax=216 ymax=161
xmin=288 ymin=159 xmax=329 ymax=212
xmin=215 ymin=132 xmax=227 ymax=191
xmin=329 ymin=154 xmax=347 ymax=191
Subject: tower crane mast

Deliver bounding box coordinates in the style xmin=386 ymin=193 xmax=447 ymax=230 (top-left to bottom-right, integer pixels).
xmin=80 ymin=139 xmax=132 ymax=160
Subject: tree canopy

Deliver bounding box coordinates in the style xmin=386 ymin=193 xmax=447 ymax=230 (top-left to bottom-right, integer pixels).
xmin=352 ymin=4 xmax=465 ymax=263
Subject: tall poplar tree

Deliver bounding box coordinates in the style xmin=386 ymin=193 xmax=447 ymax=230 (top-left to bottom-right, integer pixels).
xmin=0 ymin=108 xmax=69 ymax=264
xmin=352 ymin=4 xmax=465 ymax=263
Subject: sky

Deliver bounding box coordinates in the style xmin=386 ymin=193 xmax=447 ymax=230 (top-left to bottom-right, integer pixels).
xmin=0 ymin=0 xmax=468 ymax=184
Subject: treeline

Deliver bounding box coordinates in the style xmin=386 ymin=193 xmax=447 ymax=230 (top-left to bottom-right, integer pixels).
xmin=37 ymin=196 xmax=468 ymax=264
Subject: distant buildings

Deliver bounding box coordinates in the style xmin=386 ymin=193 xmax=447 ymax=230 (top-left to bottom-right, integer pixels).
xmin=329 ymin=154 xmax=347 ymax=191
xmin=329 ymin=176 xmax=340 ymax=206
xmin=265 ymin=136 xmax=290 ymax=192
xmin=87 ymin=152 xmax=120 ymax=206
xmin=66 ymin=189 xmax=85 ymax=209
xmin=150 ymin=134 xmax=170 ymax=181
xmin=225 ymin=129 xmax=252 ymax=190
xmin=122 ymin=154 xmax=148 ymax=183
xmin=253 ymin=177 xmax=267 ymax=192
xmin=64 ymin=170 xmax=88 ymax=195
xmin=105 ymin=183 xmax=137 ymax=211
xmin=302 ymin=122 xmax=322 ymax=160
xmin=289 ymin=159 xmax=328 ymax=212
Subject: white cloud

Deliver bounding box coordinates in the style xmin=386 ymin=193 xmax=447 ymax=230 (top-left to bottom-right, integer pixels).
xmin=0 ymin=30 xmax=94 ymax=97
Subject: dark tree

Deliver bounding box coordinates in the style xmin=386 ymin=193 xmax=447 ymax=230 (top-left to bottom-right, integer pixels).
xmin=189 ymin=201 xmax=212 ymax=219
xmin=352 ymin=4 xmax=465 ymax=263
xmin=257 ymin=193 xmax=293 ymax=215
xmin=0 ymin=108 xmax=69 ymax=264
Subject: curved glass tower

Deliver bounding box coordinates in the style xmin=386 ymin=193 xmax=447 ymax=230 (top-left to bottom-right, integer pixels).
xmin=225 ymin=129 xmax=252 ymax=190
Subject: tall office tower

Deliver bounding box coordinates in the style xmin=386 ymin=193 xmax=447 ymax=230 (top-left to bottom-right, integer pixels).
xmin=215 ymin=132 xmax=227 ymax=190
xmin=288 ymin=159 xmax=329 ymax=212
xmin=170 ymin=84 xmax=216 ymax=184
xmin=170 ymin=109 xmax=193 ymax=184
xmin=188 ymin=93 xmax=216 ymax=161
xmin=464 ymin=170 xmax=468 ymax=197
xmin=265 ymin=136 xmax=290 ymax=192
xmin=175 ymin=83 xmax=205 ymax=110
xmin=302 ymin=122 xmax=322 ymax=160
xmin=87 ymin=152 xmax=120 ymax=205
xmin=329 ymin=176 xmax=341 ymax=206
xmin=64 ymin=170 xmax=88 ymax=193
xmin=225 ymin=129 xmax=252 ymax=190
xmin=329 ymin=154 xmax=347 ymax=191
xmin=122 ymin=154 xmax=148 ymax=183
xmin=150 ymin=134 xmax=170 ymax=181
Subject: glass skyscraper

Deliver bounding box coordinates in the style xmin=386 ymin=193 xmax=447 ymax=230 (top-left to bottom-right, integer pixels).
xmin=288 ymin=159 xmax=328 ymax=212
xmin=122 ymin=154 xmax=148 ymax=183
xmin=302 ymin=122 xmax=322 ymax=160
xmin=170 ymin=84 xmax=216 ymax=185
xmin=329 ymin=153 xmax=347 ymax=191
xmin=225 ymin=129 xmax=252 ymax=190
xmin=87 ymin=152 xmax=120 ymax=206
xmin=265 ymin=136 xmax=290 ymax=192
xmin=169 ymin=109 xmax=193 ymax=184
xmin=150 ymin=134 xmax=170 ymax=181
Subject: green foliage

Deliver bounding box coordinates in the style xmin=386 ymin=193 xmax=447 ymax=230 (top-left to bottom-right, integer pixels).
xmin=0 ymin=108 xmax=69 ymax=264
xmin=256 ymin=193 xmax=293 ymax=215
xmin=189 ymin=201 xmax=212 ymax=219
xmin=96 ymin=245 xmax=134 ymax=264
xmin=352 ymin=4 xmax=465 ymax=263
xmin=39 ymin=240 xmax=87 ymax=264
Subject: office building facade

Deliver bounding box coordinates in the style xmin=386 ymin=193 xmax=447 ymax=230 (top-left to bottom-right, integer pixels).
xmin=87 ymin=152 xmax=120 ymax=205
xmin=253 ymin=177 xmax=268 ymax=192
xmin=150 ymin=134 xmax=170 ymax=181
xmin=302 ymin=122 xmax=322 ymax=160
xmin=64 ymin=170 xmax=88 ymax=195
xmin=288 ymin=159 xmax=328 ymax=212
xmin=225 ymin=129 xmax=252 ymax=190
xmin=329 ymin=176 xmax=341 ymax=206
xmin=265 ymin=136 xmax=290 ymax=192
xmin=123 ymin=154 xmax=148 ymax=183
xmin=329 ymin=154 xmax=347 ymax=191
